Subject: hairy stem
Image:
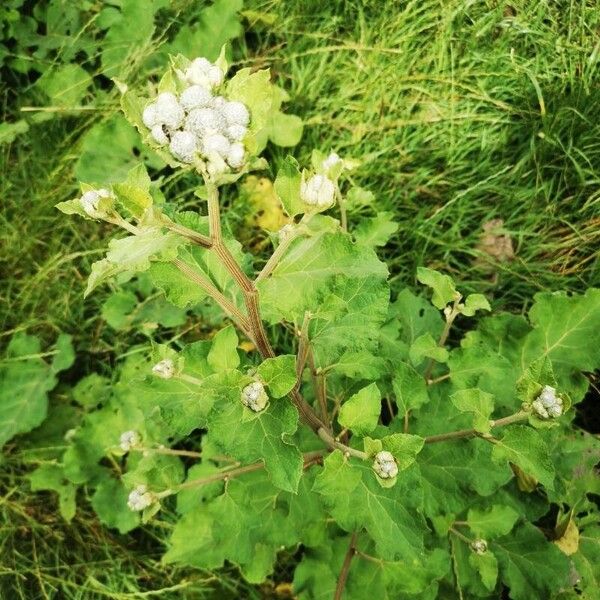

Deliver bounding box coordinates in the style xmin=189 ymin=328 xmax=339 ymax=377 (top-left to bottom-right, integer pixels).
xmin=318 ymin=428 xmax=368 ymax=460
xmin=164 ymin=221 xmax=212 ymax=248
xmin=334 ymin=532 xmax=357 ymax=600
xmin=424 ymin=297 xmax=461 ymax=381
xmin=424 ymin=411 xmax=529 ymax=444
xmin=255 ymin=228 xmax=299 ymax=283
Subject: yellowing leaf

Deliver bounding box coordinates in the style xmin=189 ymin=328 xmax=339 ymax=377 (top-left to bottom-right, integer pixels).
xmin=242 ymin=176 xmax=290 ymax=232
xmin=554 ymin=516 xmax=579 ymax=556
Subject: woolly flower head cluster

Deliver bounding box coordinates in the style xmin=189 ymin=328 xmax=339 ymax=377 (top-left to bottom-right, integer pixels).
xmin=532 ymin=385 xmax=563 ymax=419
xmin=127 ymin=484 xmax=156 ymax=512
xmin=141 ymin=57 xmax=249 ymax=174
xmin=470 ymin=539 xmax=488 ymax=555
xmin=79 ymin=188 xmax=114 ymax=219
xmin=119 ymin=430 xmax=140 ymax=452
xmin=152 ymin=358 xmax=175 ymax=379
xmin=300 ymin=153 xmax=343 ymax=209
xmin=241 ymin=381 xmax=268 ymax=413
xmin=372 ymin=450 xmax=398 ymax=480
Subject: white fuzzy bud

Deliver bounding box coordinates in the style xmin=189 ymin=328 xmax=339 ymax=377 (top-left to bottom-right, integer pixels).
xmin=301 ymin=174 xmax=336 ymax=208
xmin=222 ymin=101 xmax=250 ymax=126
xmin=211 ymin=96 xmax=227 ymax=111
xmin=152 ymin=358 xmax=175 ymax=379
xmin=80 ymin=188 xmax=113 ymax=219
xmin=241 ymin=381 xmax=268 ymax=412
xmin=185 ymin=107 xmax=225 ymax=137
xmin=185 ymin=58 xmax=223 ymax=89
xmin=207 ymin=65 xmax=224 ymax=87
xmin=155 ymin=92 xmax=185 ymax=129
xmin=127 ymin=484 xmax=155 ymax=512
xmin=169 ymin=130 xmax=197 ymax=163
xmin=150 ymin=124 xmax=169 ymax=146
xmin=119 ymin=430 xmax=141 ymax=452
xmin=64 ymin=428 xmax=77 ymax=442
xmin=180 ymin=85 xmax=212 ymax=111
xmin=532 ymin=385 xmax=563 ymax=419
xmin=322 ymin=152 xmax=342 ymax=173
xmin=373 ymin=450 xmax=398 ymax=479
xmin=202 ymin=133 xmax=230 ymax=157
xmin=226 ymin=142 xmax=245 ymax=169
xmin=226 ymin=124 xmax=247 ymax=142
xmin=142 ymin=103 xmax=158 ymax=128
xmin=471 ymin=539 xmax=488 ymax=555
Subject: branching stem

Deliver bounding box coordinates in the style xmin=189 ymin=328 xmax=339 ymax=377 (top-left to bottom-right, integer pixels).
xmin=424 ymin=297 xmax=461 ymax=381
xmin=334 ymin=532 xmax=357 ymax=600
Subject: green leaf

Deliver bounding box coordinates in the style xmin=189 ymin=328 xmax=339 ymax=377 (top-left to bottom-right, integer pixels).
xmin=409 ymin=332 xmax=448 ymax=366
xmin=257 ymin=355 xmax=297 ymax=398
xmin=381 ymin=433 xmax=425 ymax=471
xmin=573 ymin=525 xmax=600 ymax=598
xmin=313 ymin=451 xmax=427 ymax=559
xmin=0 ymin=333 xmax=58 ymax=447
xmin=207 ymin=326 xmax=239 ymax=371
xmin=112 ymin=163 xmax=153 ymax=219
xmin=86 ymin=229 xmax=182 ymax=296
xmin=461 ymin=293 xmax=491 ymax=317
xmin=522 ymin=289 xmax=600 ymax=375
xmin=494 ymin=523 xmax=570 ymax=600
xmin=91 ymin=476 xmax=139 ymax=534
xmin=267 ymin=111 xmax=303 ymax=147
xmin=469 ymin=551 xmax=498 ymax=592
xmin=207 ymin=373 xmax=303 ymax=492
xmin=36 ymin=63 xmax=91 ymax=106
xmin=327 ymin=351 xmax=386 ymax=380
xmin=491 ymin=426 xmax=555 ymax=490
xmin=416 ymin=267 xmax=459 ymax=309
xmin=353 ymin=212 xmax=398 ymax=247
xmin=392 ymin=362 xmax=429 ymax=419
xmin=338 ymin=383 xmax=381 ymax=436
xmin=274 ymin=155 xmax=303 ymax=217
xmin=450 ymin=388 xmax=495 ymax=433
xmin=51 ymin=333 xmax=75 ymax=374
xmin=467 ymin=505 xmax=520 ymax=538
xmin=29 ymin=464 xmax=77 ymax=521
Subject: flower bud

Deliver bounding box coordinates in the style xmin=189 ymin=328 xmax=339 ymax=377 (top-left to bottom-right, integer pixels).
xmin=169 ymin=131 xmax=197 ymax=163
xmin=532 ymin=385 xmax=563 ymax=419
xmin=155 ymin=93 xmax=184 ymax=129
xmin=127 ymin=484 xmax=156 ymax=512
xmin=372 ymin=450 xmax=398 ymax=480
xmin=202 ymin=133 xmax=230 ymax=157
xmin=241 ymin=381 xmax=269 ymax=412
xmin=322 ymin=152 xmax=342 ymax=175
xmin=119 ymin=430 xmax=141 ymax=452
xmin=80 ymin=188 xmax=113 ymax=219
xmin=150 ymin=124 xmax=169 ymax=146
xmin=226 ymin=142 xmax=245 ymax=169
xmin=222 ymin=101 xmax=250 ymax=127
xmin=180 ymin=85 xmax=212 ymax=111
xmin=301 ymin=174 xmax=336 ymax=208
xmin=470 ymin=539 xmax=488 ymax=555
xmin=226 ymin=124 xmax=247 ymax=142
xmin=152 ymin=358 xmax=175 ymax=379
xmin=185 ymin=107 xmax=225 ymax=136
xmin=142 ymin=103 xmax=158 ymax=128
xmin=185 ymin=58 xmax=223 ymax=89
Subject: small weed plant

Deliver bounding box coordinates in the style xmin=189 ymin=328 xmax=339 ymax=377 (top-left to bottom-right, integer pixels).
xmin=29 ymin=50 xmax=600 ymax=598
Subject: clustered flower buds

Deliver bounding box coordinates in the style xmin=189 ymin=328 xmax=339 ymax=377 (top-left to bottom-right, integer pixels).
xmin=301 ymin=174 xmax=336 ymax=208
xmin=470 ymin=539 xmax=488 ymax=555
xmin=241 ymin=381 xmax=269 ymax=413
xmin=152 ymin=358 xmax=175 ymax=379
xmin=141 ymin=57 xmax=249 ymax=173
xmin=321 ymin=152 xmax=342 ymax=174
xmin=127 ymin=484 xmax=156 ymax=512
xmin=372 ymin=450 xmax=399 ymax=480
xmin=119 ymin=430 xmax=141 ymax=452
xmin=79 ymin=188 xmax=114 ymax=219
xmin=532 ymin=385 xmax=563 ymax=419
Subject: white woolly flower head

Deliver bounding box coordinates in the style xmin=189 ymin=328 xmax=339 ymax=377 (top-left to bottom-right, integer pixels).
xmin=152 ymin=358 xmax=175 ymax=380
xmin=169 ymin=130 xmax=197 ymax=163
xmin=150 ymin=124 xmax=169 ymax=146
xmin=80 ymin=188 xmax=114 ymax=219
xmin=127 ymin=484 xmax=156 ymax=512
xmin=180 ymin=84 xmax=212 ymax=111
xmin=226 ymin=124 xmax=247 ymax=142
xmin=372 ymin=450 xmax=398 ymax=480
xmin=470 ymin=539 xmax=488 ymax=555
xmin=222 ymin=101 xmax=250 ymax=126
xmin=321 ymin=152 xmax=343 ymax=174
xmin=185 ymin=107 xmax=226 ymax=136
xmin=301 ymin=174 xmax=336 ymax=208
xmin=185 ymin=57 xmax=224 ymax=89
xmin=202 ymin=133 xmax=231 ymax=157
xmin=241 ymin=381 xmax=269 ymax=413
xmin=119 ymin=430 xmax=141 ymax=452
xmin=154 ymin=92 xmax=185 ymax=129
xmin=532 ymin=385 xmax=563 ymax=419
xmin=226 ymin=142 xmax=245 ymax=169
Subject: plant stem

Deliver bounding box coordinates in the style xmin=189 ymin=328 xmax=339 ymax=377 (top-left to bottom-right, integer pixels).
xmin=449 ymin=526 xmax=472 ymax=544
xmin=165 ymin=450 xmax=325 ymax=495
xmin=424 ymin=298 xmax=461 ymax=381
xmin=164 ymin=221 xmax=212 ymax=248
xmin=335 ymin=185 xmax=347 ymax=232
xmin=317 ymin=427 xmax=368 ymax=460
xmin=423 ymin=411 xmax=529 ymax=444
xmin=171 ymin=258 xmax=252 ymax=338
xmin=133 ymin=446 xmax=203 ymax=459
xmin=334 ymin=532 xmax=357 ymax=600
xmin=295 ymin=311 xmax=312 ymax=382
xmin=255 ymin=227 xmax=300 ymax=283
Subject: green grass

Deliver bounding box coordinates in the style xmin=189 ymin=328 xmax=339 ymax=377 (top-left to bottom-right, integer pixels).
xmin=1 ymin=0 xmax=599 ymax=597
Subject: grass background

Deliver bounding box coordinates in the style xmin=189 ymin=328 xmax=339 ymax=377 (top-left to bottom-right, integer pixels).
xmin=1 ymin=0 xmax=599 ymax=597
